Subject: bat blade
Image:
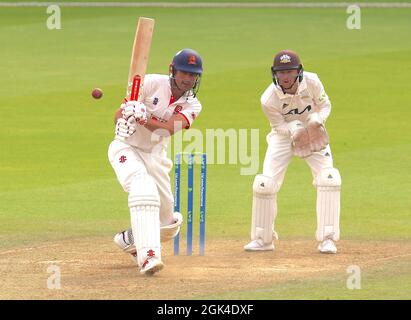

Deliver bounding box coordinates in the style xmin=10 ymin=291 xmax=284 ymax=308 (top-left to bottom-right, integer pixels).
xmin=126 ymin=17 xmax=155 ymax=101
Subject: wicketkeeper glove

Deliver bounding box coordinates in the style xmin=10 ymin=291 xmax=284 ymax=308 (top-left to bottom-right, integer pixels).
xmin=288 ymin=120 xmax=312 ymax=158
xmin=306 ymin=113 xmax=329 ymax=152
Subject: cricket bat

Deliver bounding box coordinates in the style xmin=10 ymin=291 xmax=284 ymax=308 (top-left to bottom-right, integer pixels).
xmin=126 ymin=17 xmax=155 ymax=101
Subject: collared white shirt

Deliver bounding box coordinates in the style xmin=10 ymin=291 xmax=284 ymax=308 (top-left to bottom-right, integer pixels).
xmin=126 ymin=74 xmax=202 ymax=151
xmin=260 ymin=71 xmax=331 ymax=135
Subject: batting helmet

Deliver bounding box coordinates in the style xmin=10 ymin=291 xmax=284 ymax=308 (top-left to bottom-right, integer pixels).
xmin=271 ymin=50 xmax=304 ymax=85
xmin=171 ymin=49 xmax=203 ymax=75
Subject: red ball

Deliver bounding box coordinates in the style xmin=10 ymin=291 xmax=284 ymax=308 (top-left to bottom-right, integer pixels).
xmin=92 ymin=88 xmax=103 ymax=99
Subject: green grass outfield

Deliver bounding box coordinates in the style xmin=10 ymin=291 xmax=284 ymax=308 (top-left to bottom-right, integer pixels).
xmin=2 ymin=0 xmax=409 ymax=3
xmin=0 ymin=2 xmax=410 ymax=299
xmin=199 ymin=259 xmax=411 ymax=300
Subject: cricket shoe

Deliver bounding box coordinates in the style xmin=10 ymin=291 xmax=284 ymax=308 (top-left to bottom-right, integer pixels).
xmin=318 ymin=239 xmax=337 ymax=254
xmin=244 ymin=239 xmax=274 ymax=251
xmin=243 ymin=231 xmax=278 ymax=251
xmin=113 ymin=229 xmax=138 ymax=265
xmin=140 ymin=257 xmax=164 ymax=276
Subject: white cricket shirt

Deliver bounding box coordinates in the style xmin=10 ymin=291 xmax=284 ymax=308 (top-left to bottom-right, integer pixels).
xmin=261 ymin=71 xmax=331 ymax=135
xmin=125 ymin=74 xmax=202 ymax=151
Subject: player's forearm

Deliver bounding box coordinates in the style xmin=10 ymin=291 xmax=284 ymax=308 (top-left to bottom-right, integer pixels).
xmin=144 ymin=114 xmax=187 ymax=136
xmin=272 ymin=123 xmax=291 ymax=136
xmin=143 ymin=118 xmax=182 ymax=136
xmin=144 ymin=118 xmax=172 ymax=135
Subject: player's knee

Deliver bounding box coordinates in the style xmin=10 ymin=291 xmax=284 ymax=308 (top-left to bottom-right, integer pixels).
xmin=315 ymin=168 xmax=341 ymax=187
xmin=160 ymin=212 xmax=183 ymax=242
xmin=159 ymin=200 xmax=174 ymax=222
xmin=253 ymin=174 xmax=280 ymax=196
xmin=128 ymin=173 xmax=160 ymax=208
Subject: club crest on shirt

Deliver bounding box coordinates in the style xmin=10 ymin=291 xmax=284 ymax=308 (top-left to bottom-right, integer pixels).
xmin=174 ymin=105 xmax=183 ymax=114
xmin=191 ymin=112 xmax=196 ymax=120
xmin=153 ymin=97 xmax=159 ymax=105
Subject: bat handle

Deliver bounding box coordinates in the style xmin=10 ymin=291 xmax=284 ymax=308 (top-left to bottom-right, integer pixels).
xmin=130 ymin=75 xmax=142 ymax=101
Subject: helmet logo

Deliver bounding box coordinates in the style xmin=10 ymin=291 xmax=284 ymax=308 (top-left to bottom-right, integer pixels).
xmin=188 ymin=55 xmax=197 ymax=65
xmin=280 ymin=54 xmax=291 ymax=64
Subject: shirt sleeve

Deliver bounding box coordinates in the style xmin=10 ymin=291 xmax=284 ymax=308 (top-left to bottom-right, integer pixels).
xmin=260 ymin=88 xmax=290 ymax=136
xmin=140 ymin=74 xmax=154 ymax=101
xmin=178 ymin=99 xmax=202 ymax=129
xmin=261 ymin=103 xmax=290 ymax=135
xmin=312 ymin=76 xmax=331 ymax=123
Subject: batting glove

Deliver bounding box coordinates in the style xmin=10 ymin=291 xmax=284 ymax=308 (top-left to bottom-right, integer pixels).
xmin=115 ymin=118 xmax=136 ymax=141
xmin=121 ymin=101 xmax=148 ymax=125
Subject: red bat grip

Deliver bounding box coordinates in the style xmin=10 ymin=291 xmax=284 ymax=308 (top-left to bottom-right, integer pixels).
xmin=130 ymin=75 xmax=141 ymax=101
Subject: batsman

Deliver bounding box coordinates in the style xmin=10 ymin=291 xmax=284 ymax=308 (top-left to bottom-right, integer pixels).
xmin=108 ymin=49 xmax=203 ymax=275
xmin=244 ymin=50 xmax=342 ymax=254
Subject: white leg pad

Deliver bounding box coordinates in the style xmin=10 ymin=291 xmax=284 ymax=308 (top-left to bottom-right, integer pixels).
xmin=251 ymin=175 xmax=280 ymax=244
xmin=315 ymin=168 xmax=341 ymax=241
xmin=128 ymin=173 xmax=161 ymax=267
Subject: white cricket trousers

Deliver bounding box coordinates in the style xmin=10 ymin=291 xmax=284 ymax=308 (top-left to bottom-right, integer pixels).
xmin=263 ymin=131 xmax=334 ymax=185
xmin=108 ymin=139 xmax=175 ymax=226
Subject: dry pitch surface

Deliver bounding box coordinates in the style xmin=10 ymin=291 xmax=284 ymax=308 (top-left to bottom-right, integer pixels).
xmin=1 ymin=238 xmax=410 ymax=299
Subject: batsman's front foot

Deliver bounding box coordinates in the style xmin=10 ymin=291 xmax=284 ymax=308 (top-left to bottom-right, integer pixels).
xmin=113 ymin=231 xmax=138 ymax=265
xmin=244 ymin=239 xmax=274 ymax=251
xmin=140 ymin=257 xmax=164 ymax=276
xmin=318 ymin=239 xmax=337 ymax=254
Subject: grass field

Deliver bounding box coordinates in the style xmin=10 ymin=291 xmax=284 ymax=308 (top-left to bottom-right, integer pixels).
xmin=0 ymin=1 xmax=410 ymax=300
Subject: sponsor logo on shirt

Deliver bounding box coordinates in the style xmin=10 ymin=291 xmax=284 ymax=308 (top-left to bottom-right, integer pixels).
xmin=283 ymin=105 xmax=312 ymax=116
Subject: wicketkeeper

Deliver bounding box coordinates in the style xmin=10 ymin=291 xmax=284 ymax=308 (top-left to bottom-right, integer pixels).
xmin=108 ymin=49 xmax=203 ymax=275
xmin=244 ymin=50 xmax=341 ymax=254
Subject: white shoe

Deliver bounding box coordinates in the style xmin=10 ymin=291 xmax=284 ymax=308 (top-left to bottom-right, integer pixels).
xmin=140 ymin=257 xmax=164 ymax=275
xmin=113 ymin=230 xmax=138 ymax=264
xmin=244 ymin=239 xmax=274 ymax=251
xmin=318 ymin=239 xmax=337 ymax=254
